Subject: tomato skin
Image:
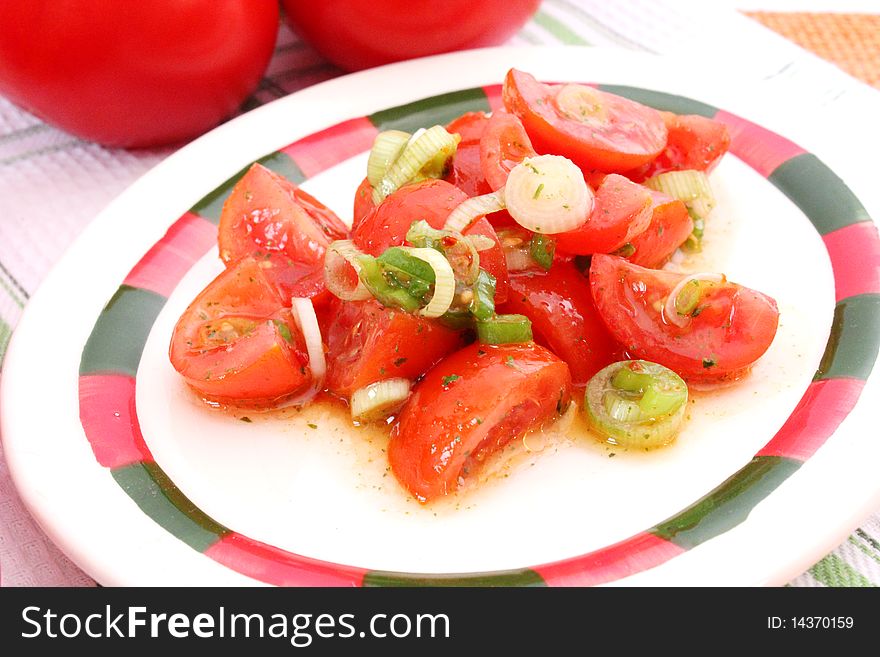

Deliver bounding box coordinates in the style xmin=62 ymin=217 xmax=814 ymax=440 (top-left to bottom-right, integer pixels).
xmin=388 ymin=342 xmax=572 ymax=502
xmin=169 ymin=257 xmax=311 ymax=407
xmin=0 ymin=1 xmax=278 ymax=147
xmin=219 ymin=163 xmax=349 ymax=270
xmin=630 ymin=112 xmax=731 ymax=181
xmin=589 ymin=255 xmax=779 ymax=384
xmin=352 ymin=177 xmax=376 ymax=232
xmin=498 ymin=261 xmax=622 ymax=386
xmin=502 ymin=69 xmax=668 ymax=173
xmin=479 ymin=110 xmax=537 ymax=191
xmin=352 ymin=179 xmax=509 ymax=302
xmin=626 ymin=190 xmax=693 ymax=269
xmin=444 ymin=112 xmax=494 ymax=197
xmin=282 ymin=0 xmax=540 ymax=71
xmin=322 ymin=298 xmax=466 ymax=399
xmin=554 ymin=174 xmax=654 ymax=255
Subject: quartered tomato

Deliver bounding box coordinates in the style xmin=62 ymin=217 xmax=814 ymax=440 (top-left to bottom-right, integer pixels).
xmin=499 ymin=260 xmax=621 ymax=386
xmin=631 ymin=112 xmax=731 ymax=181
xmin=479 ymin=109 xmax=537 ymax=191
xmin=625 ymin=190 xmax=693 ymax=269
xmin=352 ymin=178 xmax=510 ymax=302
xmin=218 ymin=163 xmax=349 ymax=269
xmin=502 ymin=69 xmax=668 ymax=173
xmin=169 ymin=257 xmax=312 ymax=407
xmin=589 ymin=255 xmax=780 ymax=384
xmin=321 ymin=298 xmax=465 ymax=399
xmin=444 ymin=111 xmax=493 ymax=197
xmin=554 ymin=173 xmax=654 ymax=255
xmin=352 ymin=176 xmax=376 ymax=231
xmin=387 ymin=342 xmax=572 ymax=503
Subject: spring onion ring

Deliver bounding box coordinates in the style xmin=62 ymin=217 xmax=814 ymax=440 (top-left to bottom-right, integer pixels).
xmin=399 ymin=246 xmax=456 ymax=318
xmin=350 ymin=378 xmax=412 ymax=423
xmin=324 ymin=240 xmax=372 ymax=301
xmin=443 ymin=190 xmax=506 ymax=233
xmin=663 ymin=272 xmax=726 ymax=328
xmin=504 ymin=155 xmax=592 ymax=234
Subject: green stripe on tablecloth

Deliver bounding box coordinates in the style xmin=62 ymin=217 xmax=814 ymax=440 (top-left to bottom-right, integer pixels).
xmin=111 ymin=462 xmax=229 ymax=552
xmin=79 ymin=285 xmax=166 ymax=377
xmin=189 ymin=151 xmax=305 ymax=224
xmin=768 ymin=154 xmax=871 ymax=235
xmin=814 ymin=294 xmax=880 ymax=381
xmin=363 ymin=568 xmax=546 ymax=587
xmin=531 ymin=10 xmax=592 ymax=45
xmin=597 ymin=85 xmax=717 ymax=117
xmin=651 ymin=456 xmax=800 ymax=549
xmin=0 ymin=317 xmax=11 ymax=364
xmin=848 ymin=535 xmax=880 ymax=566
xmin=809 ymin=554 xmax=876 ymax=587
xmin=368 ymin=88 xmax=491 ymax=134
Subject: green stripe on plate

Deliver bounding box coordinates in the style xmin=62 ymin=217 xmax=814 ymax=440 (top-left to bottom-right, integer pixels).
xmin=814 ymin=294 xmax=880 ymax=381
xmin=809 ymin=553 xmax=876 ymax=587
xmin=368 ymin=88 xmax=491 ymax=133
xmin=189 ymin=151 xmax=305 ymax=224
xmin=651 ymin=456 xmax=801 ymax=549
xmin=362 ymin=568 xmax=546 ymax=587
xmin=111 ymin=462 xmax=229 ymax=552
xmin=768 ymin=153 xmax=872 ymax=235
xmin=597 ymin=85 xmax=717 ymax=117
xmin=79 ymin=285 xmax=166 ymax=377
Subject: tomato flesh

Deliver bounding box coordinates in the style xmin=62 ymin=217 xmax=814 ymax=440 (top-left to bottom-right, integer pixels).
xmin=502 ymin=69 xmax=668 ymax=173
xmin=444 ymin=111 xmax=494 ymax=197
xmin=479 ymin=109 xmax=537 ymax=191
xmin=589 ymin=254 xmax=779 ymax=383
xmin=631 ymin=112 xmax=731 ymax=181
xmin=388 ymin=342 xmax=572 ymax=502
xmin=626 ymin=190 xmax=693 ymax=269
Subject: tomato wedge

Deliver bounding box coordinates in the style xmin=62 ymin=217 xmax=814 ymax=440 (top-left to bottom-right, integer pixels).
xmin=631 ymin=112 xmax=731 ymax=181
xmin=218 ymin=162 xmax=349 ymax=268
xmin=444 ymin=111 xmax=493 ymax=197
xmin=169 ymin=257 xmax=312 ymax=407
xmin=388 ymin=342 xmax=572 ymax=503
xmin=498 ymin=260 xmax=621 ymax=386
xmin=502 ymin=68 xmax=668 ymax=173
xmin=626 ymin=190 xmax=693 ymax=269
xmin=589 ymin=254 xmax=779 ymax=384
xmin=479 ymin=109 xmax=537 ymax=191
xmin=321 ymin=298 xmax=465 ymax=399
xmin=554 ymin=174 xmax=653 ymax=255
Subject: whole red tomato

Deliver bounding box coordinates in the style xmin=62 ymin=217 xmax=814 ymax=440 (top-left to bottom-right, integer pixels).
xmin=282 ymin=0 xmax=541 ymax=71
xmin=0 ymin=1 xmax=279 ymax=147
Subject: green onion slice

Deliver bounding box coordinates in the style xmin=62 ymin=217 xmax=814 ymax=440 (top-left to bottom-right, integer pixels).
xmin=468 ymin=269 xmax=497 ymax=321
xmin=443 ymin=190 xmax=506 ymax=233
xmin=324 ymin=240 xmax=373 ymax=301
xmin=399 ymin=247 xmax=456 ymax=318
xmin=366 ymin=130 xmax=411 ymax=188
xmin=372 ymin=125 xmax=460 ymax=204
xmin=406 ymin=220 xmax=480 ymax=285
xmin=476 ymin=313 xmax=533 ymax=345
xmin=529 ymin=234 xmax=556 ymax=270
xmin=662 ymin=272 xmax=726 ymax=328
xmin=350 ymin=378 xmax=412 ymax=423
xmin=644 ymin=169 xmax=715 ymax=252
xmin=504 ymin=154 xmax=591 ymax=234
xmin=585 ymin=360 xmax=688 ymax=449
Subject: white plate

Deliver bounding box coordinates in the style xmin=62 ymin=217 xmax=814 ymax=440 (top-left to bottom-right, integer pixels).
xmin=2 ymin=46 xmax=879 ymax=586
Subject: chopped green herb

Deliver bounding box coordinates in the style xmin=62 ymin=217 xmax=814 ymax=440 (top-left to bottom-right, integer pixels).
xmin=272 ymin=320 xmax=293 ymax=344
xmin=441 ymin=374 xmax=461 ymax=386
xmin=702 ymin=357 xmax=716 ymax=368
xmin=240 ymin=416 xmax=252 ymax=423
xmin=393 ymin=357 xmax=408 ymax=367
xmin=307 ymin=422 xmax=318 ymax=429
xmin=533 ymin=183 xmax=545 ymax=199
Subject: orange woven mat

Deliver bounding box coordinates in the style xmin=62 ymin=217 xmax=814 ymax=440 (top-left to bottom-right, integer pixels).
xmin=744 ymin=12 xmax=880 ymax=88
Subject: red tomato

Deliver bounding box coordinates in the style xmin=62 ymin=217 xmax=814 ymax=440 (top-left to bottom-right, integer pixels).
xmin=479 ymin=110 xmax=537 ymax=191
xmin=0 ymin=1 xmax=278 ymax=147
xmin=282 ymin=0 xmax=540 ymax=71
xmin=352 ymin=179 xmax=509 ymax=303
xmin=498 ymin=261 xmax=621 ymax=386
xmin=169 ymin=257 xmax=312 ymax=407
xmin=321 ymin=298 xmax=465 ymax=399
xmin=589 ymin=255 xmax=779 ymax=384
xmin=554 ymin=174 xmax=654 ymax=255
xmin=631 ymin=112 xmax=731 ymax=181
xmin=219 ymin=163 xmax=349 ymax=270
xmin=444 ymin=111 xmax=493 ymax=197
xmin=502 ymin=69 xmax=668 ymax=173
xmin=387 ymin=342 xmax=572 ymax=502
xmin=352 ymin=177 xmax=376 ymax=232
xmin=626 ymin=190 xmax=693 ymax=269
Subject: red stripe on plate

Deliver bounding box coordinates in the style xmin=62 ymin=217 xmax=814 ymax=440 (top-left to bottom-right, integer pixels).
xmin=757 ymin=378 xmax=865 ymax=461
xmin=483 ymin=84 xmax=504 ymax=112
xmin=280 ymin=117 xmax=378 ymax=179
xmin=532 ymin=532 xmax=685 ymax=586
xmin=823 ymin=222 xmax=880 ymax=302
xmin=714 ymin=110 xmax=807 ymax=177
xmin=205 ymin=533 xmax=368 ymax=586
xmin=79 ymin=374 xmax=153 ymax=468
xmin=123 ymin=212 xmax=217 ymax=297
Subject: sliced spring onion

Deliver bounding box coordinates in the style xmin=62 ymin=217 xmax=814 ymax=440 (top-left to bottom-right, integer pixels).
xmin=350 ymin=378 xmax=412 ymax=423
xmin=555 ymin=83 xmax=609 ymax=126
xmin=366 ymin=130 xmax=411 ymax=187
xmin=405 ymin=220 xmax=480 ymax=285
xmin=663 ymin=272 xmax=726 ymax=328
xmin=400 ymin=247 xmax=456 ymax=318
xmin=504 ymin=155 xmax=592 ymax=234
xmin=290 ymin=297 xmax=326 ymax=384
xmin=324 ymin=240 xmax=373 ymax=301
xmin=644 ymin=170 xmax=715 ymax=252
xmin=443 ymin=190 xmax=506 ymax=233
xmin=357 ymin=256 xmax=423 ymax=313
xmin=497 ymin=227 xmax=535 ymax=272
xmin=372 ymin=125 xmax=460 ymax=204
xmin=529 ymin=234 xmax=556 ymax=270
xmin=585 ymin=360 xmax=688 ymax=449
xmin=376 ymin=247 xmax=436 ymax=302
xmin=476 ymin=313 xmax=533 ymax=345
xmin=469 ymin=269 xmax=497 ymax=321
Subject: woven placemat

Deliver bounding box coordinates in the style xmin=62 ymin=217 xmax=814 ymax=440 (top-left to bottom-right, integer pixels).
xmin=745 ymin=12 xmax=880 ymax=89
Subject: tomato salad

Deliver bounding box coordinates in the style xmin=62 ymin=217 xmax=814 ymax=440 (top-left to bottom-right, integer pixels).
xmin=169 ymin=69 xmax=778 ymax=504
